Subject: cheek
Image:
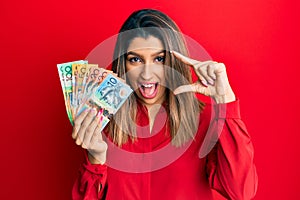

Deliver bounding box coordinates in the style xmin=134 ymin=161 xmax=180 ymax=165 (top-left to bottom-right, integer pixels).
xmin=157 ymin=68 xmax=166 ymax=82
xmin=125 ymin=62 xmax=131 ymax=72
xmin=126 ymin=69 xmax=139 ymax=87
xmin=125 ymin=63 xmax=135 ymax=77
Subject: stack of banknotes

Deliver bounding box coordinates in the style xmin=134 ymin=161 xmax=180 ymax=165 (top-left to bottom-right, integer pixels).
xmin=57 ymin=60 xmax=133 ymax=130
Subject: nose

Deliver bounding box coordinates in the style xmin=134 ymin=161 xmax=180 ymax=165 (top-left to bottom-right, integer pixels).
xmin=140 ymin=62 xmax=153 ymax=80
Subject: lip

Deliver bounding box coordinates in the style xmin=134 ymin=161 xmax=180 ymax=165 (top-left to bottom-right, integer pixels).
xmin=138 ymin=82 xmax=159 ymax=99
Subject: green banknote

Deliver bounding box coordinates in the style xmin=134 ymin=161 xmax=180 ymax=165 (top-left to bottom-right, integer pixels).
xmin=57 ymin=60 xmax=87 ymax=124
xmin=57 ymin=60 xmax=132 ymax=131
xmin=72 ymin=63 xmax=88 ymax=113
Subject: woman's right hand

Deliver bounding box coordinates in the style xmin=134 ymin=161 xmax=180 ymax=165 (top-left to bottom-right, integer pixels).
xmin=72 ymin=108 xmax=108 ymax=165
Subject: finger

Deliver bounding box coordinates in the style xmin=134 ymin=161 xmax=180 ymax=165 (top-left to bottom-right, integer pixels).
xmin=171 ymin=50 xmax=199 ymax=66
xmin=171 ymin=51 xmax=214 ymax=86
xmin=207 ymin=63 xmax=217 ymax=80
xmin=214 ymin=62 xmax=226 ymax=76
xmin=190 ymin=69 xmax=208 ymax=87
xmin=82 ymin=110 xmax=102 ymax=149
xmin=72 ymin=108 xmax=90 ymax=139
xmin=215 ymin=73 xmax=227 ymax=96
xmin=75 ymin=108 xmax=98 ymax=145
xmin=173 ymin=83 xmax=211 ymax=96
xmin=198 ymin=75 xmax=209 ymax=87
xmin=90 ymin=116 xmax=104 ymax=147
xmin=197 ymin=61 xmax=217 ymax=85
xmin=198 ymin=66 xmax=215 ymax=86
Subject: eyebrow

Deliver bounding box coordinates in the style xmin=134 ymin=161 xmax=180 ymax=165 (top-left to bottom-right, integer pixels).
xmin=126 ymin=50 xmax=165 ymax=57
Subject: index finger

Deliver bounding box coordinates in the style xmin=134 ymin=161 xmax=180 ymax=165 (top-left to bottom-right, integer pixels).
xmin=171 ymin=50 xmax=199 ymax=66
xmin=72 ymin=107 xmax=90 ymax=139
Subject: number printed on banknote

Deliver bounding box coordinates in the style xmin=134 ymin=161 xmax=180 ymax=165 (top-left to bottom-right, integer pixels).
xmin=57 ymin=61 xmax=133 ymax=130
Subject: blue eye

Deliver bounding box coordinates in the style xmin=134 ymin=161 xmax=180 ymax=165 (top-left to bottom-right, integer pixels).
xmin=128 ymin=57 xmax=141 ymax=63
xmin=155 ymin=56 xmax=165 ymax=63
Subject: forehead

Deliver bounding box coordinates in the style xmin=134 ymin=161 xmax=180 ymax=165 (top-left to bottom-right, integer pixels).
xmin=127 ymin=36 xmax=164 ymax=52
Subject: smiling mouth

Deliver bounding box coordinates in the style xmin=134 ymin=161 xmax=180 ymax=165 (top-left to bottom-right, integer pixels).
xmin=138 ymin=82 xmax=159 ymax=98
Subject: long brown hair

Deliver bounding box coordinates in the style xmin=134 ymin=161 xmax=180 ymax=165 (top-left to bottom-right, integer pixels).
xmin=108 ymin=9 xmax=204 ymax=146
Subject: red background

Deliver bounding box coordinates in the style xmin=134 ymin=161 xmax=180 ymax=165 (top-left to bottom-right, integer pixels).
xmin=1 ymin=0 xmax=299 ymax=199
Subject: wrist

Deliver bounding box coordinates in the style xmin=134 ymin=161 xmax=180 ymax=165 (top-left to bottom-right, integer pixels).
xmin=214 ymin=89 xmax=236 ymax=104
xmin=88 ymin=152 xmax=106 ymax=165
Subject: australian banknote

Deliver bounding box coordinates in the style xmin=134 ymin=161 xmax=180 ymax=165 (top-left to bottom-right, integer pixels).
xmin=57 ymin=60 xmax=133 ymax=131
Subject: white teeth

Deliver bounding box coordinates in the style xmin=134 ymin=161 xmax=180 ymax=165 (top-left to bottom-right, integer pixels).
xmin=142 ymin=83 xmax=154 ymax=88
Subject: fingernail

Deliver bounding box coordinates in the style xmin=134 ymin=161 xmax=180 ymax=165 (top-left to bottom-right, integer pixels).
xmin=208 ymin=80 xmax=214 ymax=85
xmin=96 ymin=111 xmax=101 ymax=118
xmin=201 ymin=80 xmax=208 ymax=87
xmin=91 ymin=108 xmax=97 ymax=114
xmin=98 ymin=115 xmax=103 ymax=124
xmin=75 ymin=138 xmax=81 ymax=145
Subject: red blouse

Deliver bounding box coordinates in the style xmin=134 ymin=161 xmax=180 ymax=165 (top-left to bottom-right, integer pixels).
xmin=72 ymin=100 xmax=258 ymax=200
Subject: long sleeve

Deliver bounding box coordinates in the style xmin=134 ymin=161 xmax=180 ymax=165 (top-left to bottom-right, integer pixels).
xmin=72 ymin=150 xmax=108 ymax=200
xmin=206 ymin=100 xmax=258 ymax=200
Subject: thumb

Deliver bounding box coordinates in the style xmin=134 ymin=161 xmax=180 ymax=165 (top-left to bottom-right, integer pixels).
xmin=173 ymin=82 xmax=211 ymax=96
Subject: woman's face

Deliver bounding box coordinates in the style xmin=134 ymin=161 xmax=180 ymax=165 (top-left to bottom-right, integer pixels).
xmin=125 ymin=36 xmax=166 ymax=108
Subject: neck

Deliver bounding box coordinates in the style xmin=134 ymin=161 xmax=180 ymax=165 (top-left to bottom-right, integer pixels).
xmin=147 ymin=104 xmax=162 ymax=133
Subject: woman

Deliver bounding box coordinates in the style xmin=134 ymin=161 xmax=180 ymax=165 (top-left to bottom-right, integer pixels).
xmin=72 ymin=9 xmax=258 ymax=199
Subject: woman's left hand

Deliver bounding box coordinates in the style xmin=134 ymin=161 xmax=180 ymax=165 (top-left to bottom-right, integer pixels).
xmin=171 ymin=51 xmax=236 ymax=104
